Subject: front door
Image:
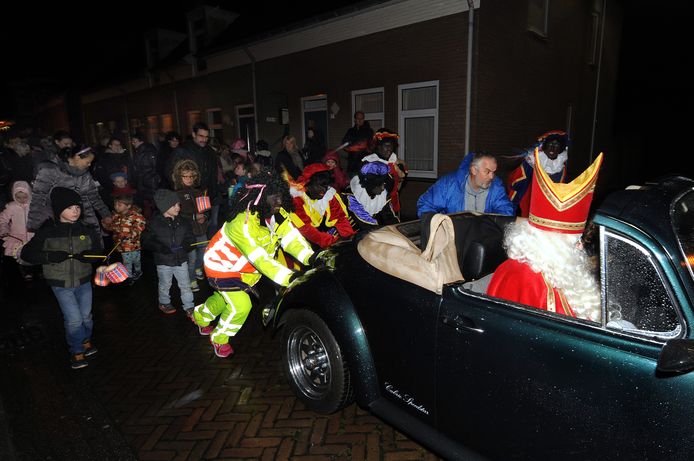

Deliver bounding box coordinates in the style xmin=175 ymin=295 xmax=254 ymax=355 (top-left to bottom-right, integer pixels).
xmin=301 ymin=95 xmax=328 ymax=148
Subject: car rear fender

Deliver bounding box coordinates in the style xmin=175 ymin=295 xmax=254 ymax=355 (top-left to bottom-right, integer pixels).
xmin=273 ymin=268 xmax=380 ymax=406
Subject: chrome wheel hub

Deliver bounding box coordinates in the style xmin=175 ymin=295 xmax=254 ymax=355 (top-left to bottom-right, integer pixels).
xmin=287 ymin=326 xmax=331 ymax=399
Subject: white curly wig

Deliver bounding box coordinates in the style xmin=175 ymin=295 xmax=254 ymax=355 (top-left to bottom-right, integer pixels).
xmin=503 ymin=219 xmax=601 ymax=322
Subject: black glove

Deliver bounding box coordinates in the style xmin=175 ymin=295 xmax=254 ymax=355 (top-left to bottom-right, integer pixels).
xmin=288 ymin=271 xmax=301 ymax=284
xmin=307 ymin=252 xmax=318 ymax=267
xmin=274 ymin=212 xmax=286 ymax=225
xmin=46 ymin=251 xmax=69 ymax=263
xmin=183 ymin=238 xmax=196 ymax=251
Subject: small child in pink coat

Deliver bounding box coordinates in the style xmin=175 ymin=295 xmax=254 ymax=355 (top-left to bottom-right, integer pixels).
xmin=0 ymin=181 xmax=35 ymax=280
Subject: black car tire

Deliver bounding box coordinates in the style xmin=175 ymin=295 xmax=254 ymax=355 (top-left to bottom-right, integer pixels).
xmin=281 ymin=309 xmax=353 ymax=414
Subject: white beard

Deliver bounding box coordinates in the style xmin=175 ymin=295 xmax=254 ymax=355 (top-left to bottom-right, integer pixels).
xmin=503 ymin=220 xmax=601 ymax=322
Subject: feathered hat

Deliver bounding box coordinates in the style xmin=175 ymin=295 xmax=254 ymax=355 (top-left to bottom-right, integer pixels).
xmin=297 ymin=163 xmax=330 ymax=185
xmin=537 ymin=130 xmax=569 ymax=146
xmin=528 ymin=149 xmax=603 ymax=234
xmin=373 ymin=129 xmax=399 ymax=145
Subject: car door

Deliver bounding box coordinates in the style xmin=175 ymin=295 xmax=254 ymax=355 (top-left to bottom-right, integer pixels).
xmin=434 ymin=227 xmax=694 ymax=460
xmin=348 ymin=260 xmax=442 ymax=426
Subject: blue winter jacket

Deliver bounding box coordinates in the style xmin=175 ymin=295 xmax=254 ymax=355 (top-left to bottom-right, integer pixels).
xmin=417 ymin=153 xmax=514 ymax=217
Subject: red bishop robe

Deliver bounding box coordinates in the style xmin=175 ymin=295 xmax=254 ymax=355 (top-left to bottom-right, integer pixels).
xmin=487 ymin=259 xmax=575 ymax=317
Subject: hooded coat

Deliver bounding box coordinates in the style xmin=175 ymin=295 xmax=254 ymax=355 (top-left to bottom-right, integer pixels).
xmin=322 ymin=150 xmax=349 ymax=192
xmin=0 ymin=181 xmax=34 ymax=257
xmin=28 ymin=156 xmax=111 ymax=231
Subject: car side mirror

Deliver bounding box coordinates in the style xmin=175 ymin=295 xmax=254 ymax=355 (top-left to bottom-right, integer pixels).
xmin=657 ymin=339 xmax=694 ymax=374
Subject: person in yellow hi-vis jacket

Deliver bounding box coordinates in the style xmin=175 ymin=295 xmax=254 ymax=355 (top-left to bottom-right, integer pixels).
xmin=193 ymin=168 xmax=314 ymax=358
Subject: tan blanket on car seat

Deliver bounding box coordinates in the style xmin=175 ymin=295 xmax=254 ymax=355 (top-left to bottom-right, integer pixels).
xmin=357 ymin=214 xmax=463 ymax=294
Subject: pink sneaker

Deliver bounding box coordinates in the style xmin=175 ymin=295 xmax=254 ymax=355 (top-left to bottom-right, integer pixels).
xmin=211 ymin=340 xmax=233 ymax=358
xmin=199 ymin=324 xmax=215 ymax=336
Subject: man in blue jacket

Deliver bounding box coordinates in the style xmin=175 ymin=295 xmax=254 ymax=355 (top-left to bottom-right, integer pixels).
xmin=417 ymin=152 xmax=513 ymax=217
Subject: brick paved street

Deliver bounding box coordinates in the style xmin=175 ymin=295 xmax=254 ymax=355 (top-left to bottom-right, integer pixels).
xmin=0 ymin=259 xmax=441 ymax=461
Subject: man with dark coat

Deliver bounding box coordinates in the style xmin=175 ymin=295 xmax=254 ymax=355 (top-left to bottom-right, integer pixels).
xmin=341 ymin=111 xmax=374 ymax=177
xmin=341 ymin=111 xmax=374 ymax=147
xmin=131 ymin=131 xmax=160 ymax=219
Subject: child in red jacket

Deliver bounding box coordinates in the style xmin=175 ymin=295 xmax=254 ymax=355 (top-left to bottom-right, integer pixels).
xmin=104 ymin=194 xmax=146 ymax=282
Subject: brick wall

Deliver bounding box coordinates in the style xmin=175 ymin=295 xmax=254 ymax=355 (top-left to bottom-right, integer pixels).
xmin=80 ymin=2 xmax=615 ymax=212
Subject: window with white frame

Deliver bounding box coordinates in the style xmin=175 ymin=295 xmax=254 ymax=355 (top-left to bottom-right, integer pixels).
xmin=398 ymin=81 xmax=439 ymax=179
xmin=352 ymin=88 xmax=384 ymax=131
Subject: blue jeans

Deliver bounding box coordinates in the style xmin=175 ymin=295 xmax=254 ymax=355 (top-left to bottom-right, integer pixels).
xmin=187 ymin=235 xmax=207 ymax=280
xmin=156 ymin=263 xmax=194 ymax=310
xmin=121 ymin=250 xmax=141 ymax=276
xmin=208 ymin=204 xmax=221 ymax=238
xmin=51 ymin=282 xmax=93 ymax=354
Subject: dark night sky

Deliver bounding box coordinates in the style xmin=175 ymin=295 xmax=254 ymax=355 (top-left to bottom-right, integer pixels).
xmin=613 ymin=2 xmax=690 ymax=181
xmin=0 ymin=1 xmax=363 ymax=117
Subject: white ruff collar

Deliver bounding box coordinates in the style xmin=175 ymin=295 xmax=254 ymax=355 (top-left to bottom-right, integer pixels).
xmin=527 ymin=149 xmax=568 ymax=175
xmin=291 ymin=187 xmax=337 ymax=216
xmin=349 ymin=176 xmax=388 ymax=216
xmin=361 ymin=152 xmax=397 ymax=164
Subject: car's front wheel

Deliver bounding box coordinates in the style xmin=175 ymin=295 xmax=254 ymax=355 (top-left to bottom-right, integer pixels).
xmin=281 ymin=309 xmax=353 ymax=414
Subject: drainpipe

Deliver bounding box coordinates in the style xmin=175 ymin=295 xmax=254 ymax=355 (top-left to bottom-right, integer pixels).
xmin=464 ymin=0 xmax=476 ymax=155
xmin=589 ymin=0 xmax=607 ymax=162
xmin=119 ymin=88 xmax=132 ymax=160
xmin=173 ymin=85 xmax=181 ymax=134
xmin=166 ymin=71 xmax=182 ymax=133
xmin=243 ymin=46 xmax=259 ymax=146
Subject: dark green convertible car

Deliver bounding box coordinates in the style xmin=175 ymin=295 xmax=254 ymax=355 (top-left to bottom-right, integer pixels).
xmin=266 ymin=176 xmax=694 ymax=460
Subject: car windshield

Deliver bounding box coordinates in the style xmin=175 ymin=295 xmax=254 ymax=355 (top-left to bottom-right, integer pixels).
xmin=673 ymin=189 xmax=694 ymax=282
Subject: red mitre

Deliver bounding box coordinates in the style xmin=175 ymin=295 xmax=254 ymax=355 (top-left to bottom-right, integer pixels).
xmin=528 ymin=149 xmax=603 ymax=234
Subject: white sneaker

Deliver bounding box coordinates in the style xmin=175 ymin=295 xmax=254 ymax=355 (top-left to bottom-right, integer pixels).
xmin=195 ymin=268 xmax=205 ymax=280
xmin=191 ymin=280 xmax=200 ymax=292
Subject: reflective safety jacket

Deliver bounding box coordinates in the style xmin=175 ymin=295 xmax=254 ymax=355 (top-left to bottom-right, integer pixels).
xmin=203 ymin=209 xmax=313 ymax=288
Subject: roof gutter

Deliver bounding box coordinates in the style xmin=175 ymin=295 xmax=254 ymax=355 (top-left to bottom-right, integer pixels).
xmin=243 ymin=47 xmax=259 ymax=146
xmin=589 ymin=0 xmax=607 ymax=162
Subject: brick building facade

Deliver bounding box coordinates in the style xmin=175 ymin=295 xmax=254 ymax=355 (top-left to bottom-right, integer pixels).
xmin=77 ymin=0 xmax=620 ymax=218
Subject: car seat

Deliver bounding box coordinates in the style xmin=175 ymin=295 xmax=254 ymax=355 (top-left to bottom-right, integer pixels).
xmin=420 ymin=212 xmax=514 ymax=280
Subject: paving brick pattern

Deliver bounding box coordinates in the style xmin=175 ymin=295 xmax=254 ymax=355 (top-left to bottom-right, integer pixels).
xmin=2 ymin=266 xmax=441 ymax=461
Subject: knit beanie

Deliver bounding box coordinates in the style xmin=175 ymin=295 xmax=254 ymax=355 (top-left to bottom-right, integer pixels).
xmin=110 ymin=172 xmax=128 ymax=181
xmin=153 ymin=188 xmax=179 ymax=213
xmin=51 ymin=187 xmax=82 ymax=218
